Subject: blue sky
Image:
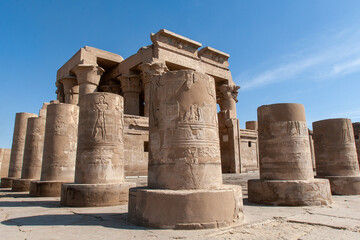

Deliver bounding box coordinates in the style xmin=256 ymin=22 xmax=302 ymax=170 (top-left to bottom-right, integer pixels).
xmin=1 ymin=0 xmax=360 ymax=148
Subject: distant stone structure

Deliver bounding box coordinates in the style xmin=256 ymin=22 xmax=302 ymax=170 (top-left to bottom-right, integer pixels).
xmin=128 ymin=70 xmax=243 ymax=229
xmin=353 ymin=122 xmax=360 ymax=165
xmin=0 ymin=148 xmax=11 ymax=178
xmin=55 ymin=29 xmax=258 ymax=175
xmin=313 ymin=119 xmax=360 ymax=195
xmin=1 ymin=112 xmax=37 ymax=188
xmin=30 ymin=103 xmax=79 ymax=197
xmin=61 ymin=93 xmax=135 ymax=206
xmin=248 ymin=103 xmax=332 ymax=206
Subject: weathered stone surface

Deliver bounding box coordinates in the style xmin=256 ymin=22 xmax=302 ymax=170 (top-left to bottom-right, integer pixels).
xmin=72 ymin=64 xmax=104 ymax=97
xmin=119 ymin=75 xmax=142 ymax=116
xmin=128 ymin=185 xmax=243 ymax=229
xmin=313 ymin=119 xmax=360 ymax=176
xmin=12 ymin=117 xmax=46 ymax=192
xmin=248 ymin=103 xmax=332 ymax=206
xmin=129 ymin=70 xmax=243 ymax=229
xmin=148 ymin=70 xmax=222 ymax=190
xmin=0 ymin=148 xmax=11 ymax=178
xmin=30 ymin=103 xmax=79 ymax=197
xmin=248 ymin=179 xmax=332 ymax=206
xmin=1 ymin=112 xmax=37 ymax=188
xmin=313 ymin=118 xmax=360 ymax=195
xmin=61 ymin=92 xmax=134 ymax=207
xmin=353 ymin=122 xmax=360 ymax=165
xmin=7 ymin=112 xmax=38 ymax=178
xmin=246 ymin=121 xmax=258 ymax=131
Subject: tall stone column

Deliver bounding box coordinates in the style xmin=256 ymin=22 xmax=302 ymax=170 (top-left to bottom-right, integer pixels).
xmin=217 ymin=83 xmax=241 ymax=173
xmin=12 ymin=116 xmax=46 ymax=192
xmin=353 ymin=122 xmax=360 ymax=165
xmin=30 ymin=103 xmax=79 ymax=197
xmin=0 ymin=149 xmax=11 ymax=178
xmin=248 ymin=103 xmax=332 ymax=206
xmin=138 ymin=59 xmax=169 ymax=117
xmin=119 ymin=75 xmax=142 ymax=115
xmin=61 ymin=92 xmax=135 ymax=207
xmin=313 ymin=118 xmax=360 ymax=195
xmin=128 ymin=70 xmax=244 ymax=229
xmin=72 ymin=64 xmax=104 ymax=98
xmin=1 ymin=112 xmax=37 ymax=188
xmin=59 ymin=76 xmax=79 ymax=105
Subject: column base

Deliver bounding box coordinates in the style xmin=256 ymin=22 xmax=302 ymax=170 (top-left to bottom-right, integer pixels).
xmin=30 ymin=180 xmax=67 ymax=197
xmin=128 ymin=185 xmax=244 ymax=229
xmin=61 ymin=182 xmax=136 ymax=207
xmin=12 ymin=179 xmax=37 ymax=192
xmin=248 ymin=179 xmax=332 ymax=206
xmin=0 ymin=177 xmax=17 ymax=188
xmin=320 ymin=176 xmax=360 ymax=195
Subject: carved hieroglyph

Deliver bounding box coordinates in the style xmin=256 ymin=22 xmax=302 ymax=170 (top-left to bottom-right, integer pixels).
xmin=40 ymin=103 xmax=79 ymax=182
xmin=313 ymin=119 xmax=360 ymax=177
xmin=148 ymin=70 xmax=222 ymax=190
xmin=8 ymin=112 xmax=38 ymax=178
xmin=248 ymin=103 xmax=332 ymax=206
xmin=257 ymin=104 xmax=314 ymax=180
xmin=75 ymin=92 xmax=125 ymax=184
xmin=21 ymin=117 xmax=46 ymax=180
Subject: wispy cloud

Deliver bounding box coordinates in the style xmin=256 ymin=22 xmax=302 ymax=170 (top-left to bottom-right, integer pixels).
xmin=237 ymin=27 xmax=360 ymax=90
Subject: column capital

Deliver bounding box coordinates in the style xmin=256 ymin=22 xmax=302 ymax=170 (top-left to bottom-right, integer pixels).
xmin=59 ymin=76 xmax=77 ymax=94
xmin=118 ymin=75 xmax=142 ymax=93
xmin=71 ymin=64 xmax=104 ymax=86
xmin=138 ymin=58 xmax=169 ymax=85
xmin=217 ymin=84 xmax=240 ymax=103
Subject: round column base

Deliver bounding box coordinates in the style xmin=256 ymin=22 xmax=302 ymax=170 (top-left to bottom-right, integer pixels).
xmin=128 ymin=185 xmax=244 ymax=229
xmin=30 ymin=180 xmax=67 ymax=197
xmin=12 ymin=179 xmax=36 ymax=192
xmin=1 ymin=177 xmax=17 ymax=188
xmin=61 ymin=182 xmax=136 ymax=207
xmin=248 ymin=179 xmax=332 ymax=206
xmin=320 ymin=176 xmax=360 ymax=195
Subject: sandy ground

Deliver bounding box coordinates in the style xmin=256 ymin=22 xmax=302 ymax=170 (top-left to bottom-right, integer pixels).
xmin=1 ymin=173 xmax=359 ymax=240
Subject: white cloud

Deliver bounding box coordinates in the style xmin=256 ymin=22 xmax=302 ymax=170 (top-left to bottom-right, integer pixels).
xmin=237 ymin=27 xmax=360 ymax=90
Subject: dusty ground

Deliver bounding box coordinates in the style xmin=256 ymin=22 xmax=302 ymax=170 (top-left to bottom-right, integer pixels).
xmin=1 ymin=173 xmax=359 ymax=240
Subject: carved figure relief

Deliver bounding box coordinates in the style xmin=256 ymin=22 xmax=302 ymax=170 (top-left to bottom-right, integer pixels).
xmin=54 ymin=115 xmax=66 ymax=135
xmin=92 ymin=95 xmax=109 ymax=141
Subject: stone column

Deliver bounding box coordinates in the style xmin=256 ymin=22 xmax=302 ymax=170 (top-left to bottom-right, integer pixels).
xmin=61 ymin=93 xmax=135 ymax=207
xmin=72 ymin=64 xmax=104 ymax=97
xmin=128 ymin=70 xmax=244 ymax=229
xmin=353 ymin=122 xmax=360 ymax=165
xmin=246 ymin=121 xmax=258 ymax=130
xmin=1 ymin=112 xmax=37 ymax=188
xmin=0 ymin=149 xmax=11 ymax=178
xmin=30 ymin=103 xmax=79 ymax=197
xmin=12 ymin=116 xmax=46 ymax=192
xmin=313 ymin=118 xmax=360 ymax=195
xmin=248 ymin=103 xmax=332 ymax=206
xmin=138 ymin=59 xmax=169 ymax=117
xmin=59 ymin=76 xmax=79 ymax=105
xmin=119 ymin=75 xmax=142 ymax=115
xmin=218 ymin=84 xmax=240 ymax=119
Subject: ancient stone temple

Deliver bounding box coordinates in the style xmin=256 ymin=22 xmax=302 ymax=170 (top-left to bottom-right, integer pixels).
xmin=1 ymin=112 xmax=37 ymax=188
xmin=248 ymin=103 xmax=332 ymax=206
xmin=128 ymin=70 xmax=243 ymax=229
xmin=30 ymin=103 xmax=79 ymax=197
xmin=55 ymin=29 xmax=258 ymax=176
xmin=12 ymin=114 xmax=46 ymax=192
xmin=61 ymin=92 xmax=135 ymax=207
xmin=353 ymin=122 xmax=360 ymax=165
xmin=0 ymin=148 xmax=11 ymax=178
xmin=313 ymin=119 xmax=360 ymax=195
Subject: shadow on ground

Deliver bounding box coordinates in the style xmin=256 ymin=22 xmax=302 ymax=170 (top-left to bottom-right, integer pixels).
xmin=2 ymin=213 xmax=145 ymax=230
xmin=0 ymin=200 xmax=60 ymax=208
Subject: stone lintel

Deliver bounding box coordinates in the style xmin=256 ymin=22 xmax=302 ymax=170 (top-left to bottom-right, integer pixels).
xmin=199 ymin=46 xmax=230 ymax=68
